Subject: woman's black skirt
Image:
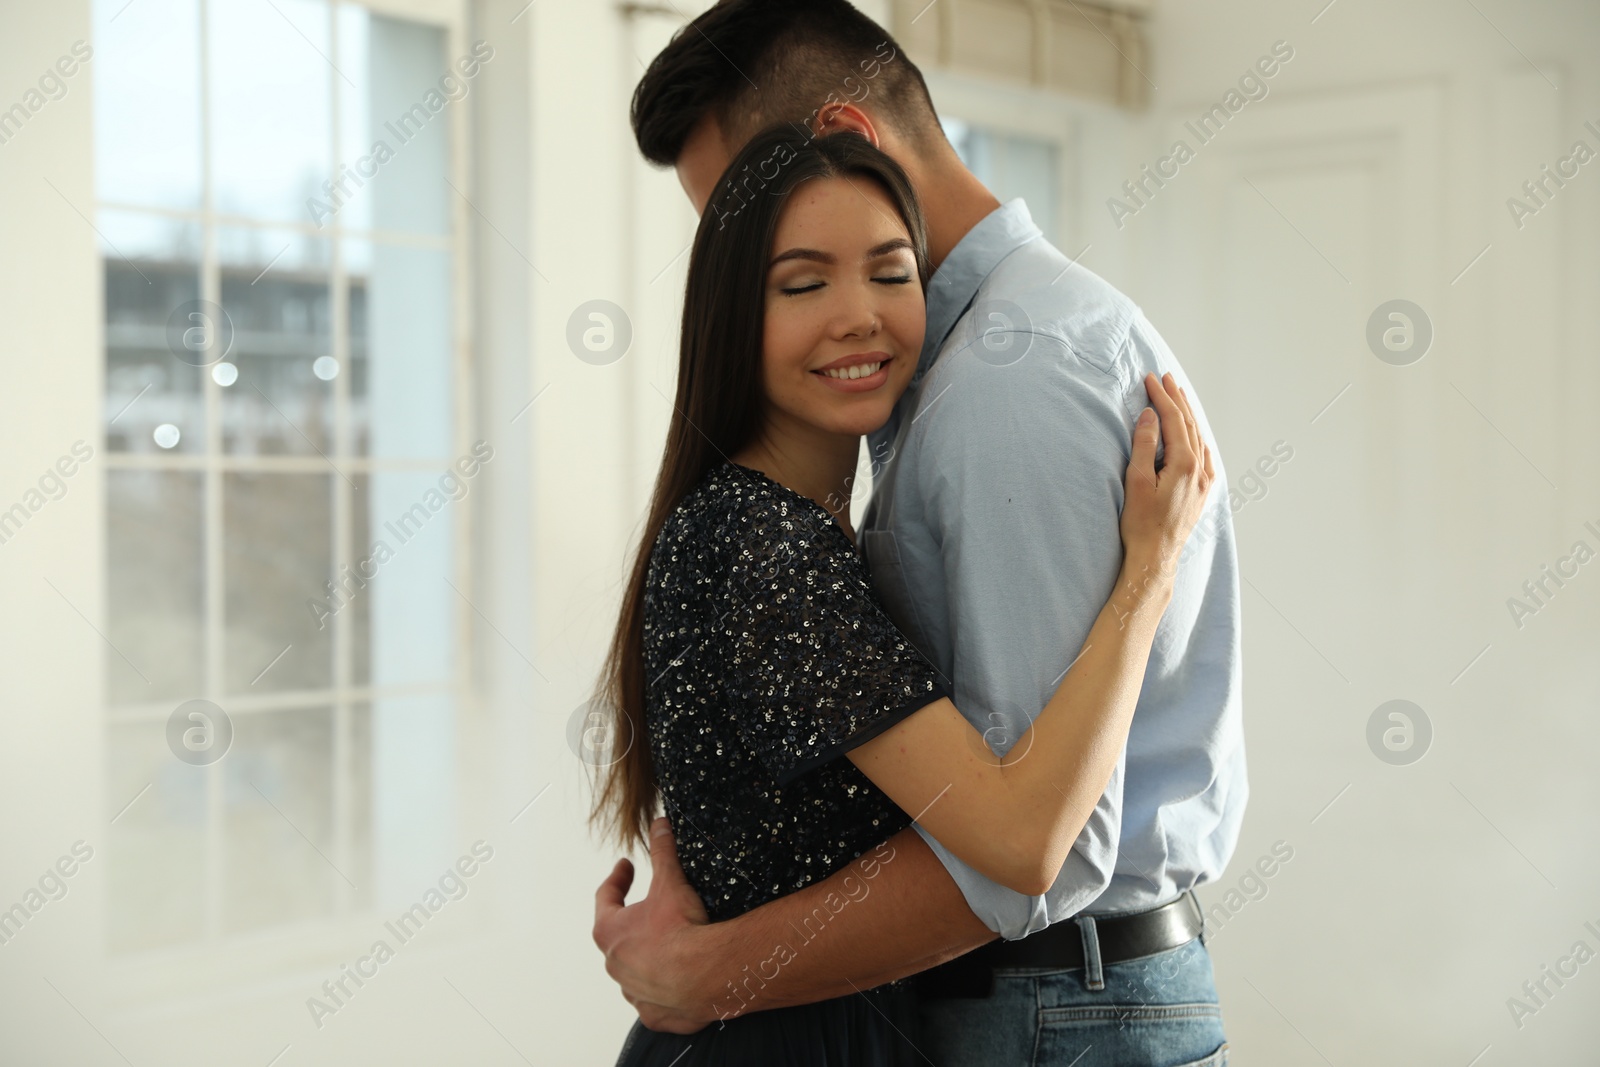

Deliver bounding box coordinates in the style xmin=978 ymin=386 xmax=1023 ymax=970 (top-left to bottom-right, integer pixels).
xmin=613 ymin=979 xmax=924 ymax=1067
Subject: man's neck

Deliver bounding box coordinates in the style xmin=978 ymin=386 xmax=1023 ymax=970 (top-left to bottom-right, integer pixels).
xmin=911 ymin=152 xmax=1003 ymax=275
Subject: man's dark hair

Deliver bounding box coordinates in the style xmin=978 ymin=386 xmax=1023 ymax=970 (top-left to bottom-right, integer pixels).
xmin=631 ymin=0 xmax=946 ymax=168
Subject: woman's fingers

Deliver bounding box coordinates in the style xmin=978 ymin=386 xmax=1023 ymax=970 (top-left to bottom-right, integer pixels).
xmin=1127 ymin=405 xmax=1158 ymax=492
xmin=1144 ymin=373 xmax=1190 ymax=470
xmin=1165 ymin=375 xmax=1198 ymax=473
xmin=1163 ymin=374 xmax=1204 ymax=468
xmin=1165 ymin=374 xmax=1195 ymax=460
xmin=1171 ymin=383 xmax=1215 ymax=500
xmin=1177 ymin=383 xmax=1201 ymax=457
xmin=1165 ymin=376 xmax=1197 ymax=457
xmin=1141 ymin=372 xmax=1213 ymax=495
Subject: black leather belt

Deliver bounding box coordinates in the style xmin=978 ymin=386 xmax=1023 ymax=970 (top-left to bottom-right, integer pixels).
xmin=912 ymin=890 xmax=1205 ymax=999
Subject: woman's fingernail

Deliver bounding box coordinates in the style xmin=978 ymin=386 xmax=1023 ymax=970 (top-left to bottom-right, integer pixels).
xmin=1138 ymin=407 xmax=1155 ymax=426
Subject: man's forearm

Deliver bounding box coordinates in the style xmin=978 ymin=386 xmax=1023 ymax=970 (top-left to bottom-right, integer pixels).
xmin=690 ymin=825 xmax=996 ymax=1021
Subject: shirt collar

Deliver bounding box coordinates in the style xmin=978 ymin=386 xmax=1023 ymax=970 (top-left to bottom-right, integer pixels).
xmin=914 ymin=197 xmax=1042 ymax=381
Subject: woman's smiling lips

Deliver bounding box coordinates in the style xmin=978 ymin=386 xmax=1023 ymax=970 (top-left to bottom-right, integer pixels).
xmin=812 ymin=352 xmax=892 ymax=392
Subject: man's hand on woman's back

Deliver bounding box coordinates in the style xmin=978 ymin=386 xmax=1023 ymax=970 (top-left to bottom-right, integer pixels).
xmin=592 ymin=817 xmax=717 ymax=1034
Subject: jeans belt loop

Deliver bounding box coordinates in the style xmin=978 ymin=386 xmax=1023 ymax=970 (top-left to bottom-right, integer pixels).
xmin=1076 ymin=914 xmax=1105 ymax=991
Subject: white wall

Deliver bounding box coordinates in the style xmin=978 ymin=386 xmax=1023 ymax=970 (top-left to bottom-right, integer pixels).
xmin=0 ymin=0 xmax=110 ymax=1057
xmin=1096 ymin=2 xmax=1600 ymax=1064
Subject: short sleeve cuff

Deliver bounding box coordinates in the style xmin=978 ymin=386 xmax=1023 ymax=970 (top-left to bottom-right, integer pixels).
xmin=772 ymin=679 xmax=953 ymax=788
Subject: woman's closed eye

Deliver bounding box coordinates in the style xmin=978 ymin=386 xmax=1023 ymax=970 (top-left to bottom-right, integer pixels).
xmin=780 ymin=275 xmax=915 ymax=296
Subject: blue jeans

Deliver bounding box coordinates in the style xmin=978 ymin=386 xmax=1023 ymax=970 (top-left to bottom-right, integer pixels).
xmin=917 ymin=934 xmax=1228 ymax=1067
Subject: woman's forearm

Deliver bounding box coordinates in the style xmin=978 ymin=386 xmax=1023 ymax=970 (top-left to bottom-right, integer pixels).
xmin=846 ymin=547 xmax=1177 ymax=896
xmin=986 ymin=546 xmax=1174 ymax=892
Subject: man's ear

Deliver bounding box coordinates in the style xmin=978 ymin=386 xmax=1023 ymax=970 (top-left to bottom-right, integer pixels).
xmin=814 ymin=102 xmax=880 ymax=149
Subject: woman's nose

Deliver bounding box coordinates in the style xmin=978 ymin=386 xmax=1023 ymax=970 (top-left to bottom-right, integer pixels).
xmin=837 ymin=287 xmax=879 ymax=339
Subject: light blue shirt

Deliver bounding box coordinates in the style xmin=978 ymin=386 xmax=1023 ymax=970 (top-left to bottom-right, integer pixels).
xmin=859 ymin=198 xmax=1248 ymax=940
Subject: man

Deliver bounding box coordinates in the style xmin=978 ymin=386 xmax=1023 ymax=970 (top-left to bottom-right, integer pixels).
xmin=593 ymin=2 xmax=1246 ymax=1063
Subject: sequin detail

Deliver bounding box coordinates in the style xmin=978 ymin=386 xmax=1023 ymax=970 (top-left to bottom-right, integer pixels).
xmin=642 ymin=459 xmax=951 ymax=922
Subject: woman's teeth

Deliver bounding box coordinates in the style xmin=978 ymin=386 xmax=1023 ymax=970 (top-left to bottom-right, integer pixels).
xmin=820 ymin=361 xmax=883 ymax=380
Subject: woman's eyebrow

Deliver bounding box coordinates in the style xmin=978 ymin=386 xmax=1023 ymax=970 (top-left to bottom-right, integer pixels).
xmin=768 ymin=237 xmax=913 ymax=268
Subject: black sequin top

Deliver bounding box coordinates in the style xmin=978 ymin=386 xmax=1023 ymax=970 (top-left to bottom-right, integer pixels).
xmin=642 ymin=459 xmax=952 ymax=923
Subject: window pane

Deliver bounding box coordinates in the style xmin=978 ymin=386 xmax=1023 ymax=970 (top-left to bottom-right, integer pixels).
xmin=108 ymin=470 xmax=204 ymax=703
xmin=330 ymin=5 xmax=373 ymax=233
xmin=349 ymin=701 xmax=374 ymax=901
xmin=338 ymin=11 xmax=451 ymax=237
xmin=107 ymin=721 xmax=208 ymax=953
xmin=222 ymin=707 xmax=335 ymax=931
xmin=102 ymin=211 xmax=203 ymax=455
xmin=209 ymin=0 xmax=333 ymax=223
xmin=942 ymin=117 xmax=1061 ymax=245
xmin=354 ymin=241 xmax=453 ymax=459
xmin=349 ymin=475 xmax=373 ymax=686
xmin=349 ymin=471 xmax=455 ymax=687
xmin=347 ymin=244 xmax=371 ymax=455
xmin=371 ymin=693 xmax=453 ymax=907
xmin=223 ymin=472 xmax=334 ymax=693
xmin=93 ymin=0 xmax=201 ymax=209
xmin=217 ymin=228 xmax=335 ymax=456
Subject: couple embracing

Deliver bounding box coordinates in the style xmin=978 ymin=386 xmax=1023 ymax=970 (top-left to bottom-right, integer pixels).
xmin=587 ymin=3 xmax=1245 ymax=1065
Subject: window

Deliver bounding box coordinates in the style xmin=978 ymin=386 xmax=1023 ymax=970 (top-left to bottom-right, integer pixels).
xmin=94 ymin=0 xmax=469 ymax=954
xmin=942 ymin=115 xmax=1062 ymax=246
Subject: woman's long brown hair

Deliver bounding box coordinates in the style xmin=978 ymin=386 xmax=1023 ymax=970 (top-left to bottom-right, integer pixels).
xmin=586 ymin=123 xmax=931 ymax=853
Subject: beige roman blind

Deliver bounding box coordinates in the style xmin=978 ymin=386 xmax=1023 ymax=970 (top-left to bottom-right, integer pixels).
xmin=891 ymin=0 xmax=1153 ymax=110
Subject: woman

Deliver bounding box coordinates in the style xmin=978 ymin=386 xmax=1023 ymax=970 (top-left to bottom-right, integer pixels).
xmin=591 ymin=124 xmax=1214 ymax=1065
